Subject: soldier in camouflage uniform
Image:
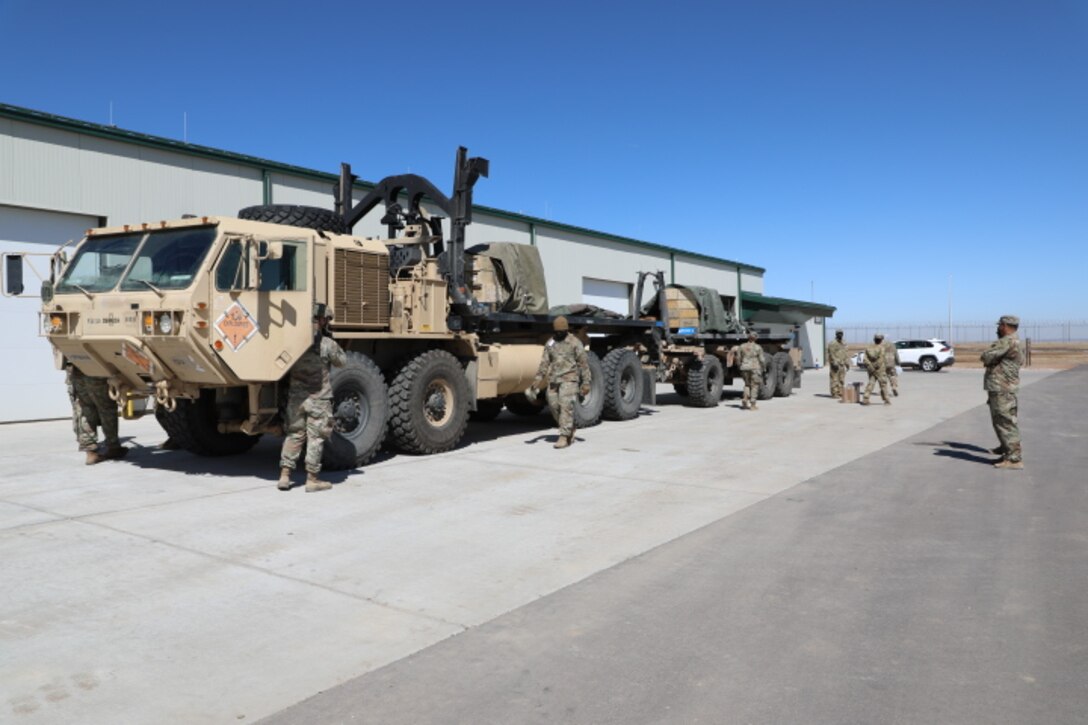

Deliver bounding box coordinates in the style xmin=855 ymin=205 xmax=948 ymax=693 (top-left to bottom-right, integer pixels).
xmin=862 ymin=334 xmax=892 ymax=405
xmin=66 ymin=362 xmax=127 ymax=465
xmin=278 ymin=304 xmax=347 ymax=492
xmin=527 ymin=316 xmax=591 ymax=449
xmin=883 ymin=337 xmax=901 ymax=397
xmin=982 ymin=315 xmax=1023 ymax=469
xmin=826 ymin=329 xmax=850 ymax=400
xmin=737 ymin=331 xmax=764 ymax=410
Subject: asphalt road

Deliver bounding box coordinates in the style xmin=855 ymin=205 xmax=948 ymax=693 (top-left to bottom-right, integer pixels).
xmin=264 ymin=366 xmax=1088 ymax=725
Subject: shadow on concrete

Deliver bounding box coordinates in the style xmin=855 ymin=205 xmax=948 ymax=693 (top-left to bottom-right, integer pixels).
xmin=930 ymin=440 xmax=996 ymax=465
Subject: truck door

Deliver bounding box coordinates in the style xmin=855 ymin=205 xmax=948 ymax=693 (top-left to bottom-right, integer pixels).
xmin=209 ymin=235 xmax=313 ymax=381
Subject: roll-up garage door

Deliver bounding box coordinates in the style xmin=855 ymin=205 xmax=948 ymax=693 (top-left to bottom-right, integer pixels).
xmin=0 ymin=205 xmax=101 ymax=422
xmin=581 ymin=277 xmax=630 ymax=316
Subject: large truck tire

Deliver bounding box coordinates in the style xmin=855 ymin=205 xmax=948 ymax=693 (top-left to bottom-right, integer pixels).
xmin=154 ymin=390 xmax=261 ymax=457
xmin=237 ymin=204 xmax=348 ymax=234
xmin=773 ymin=351 xmax=795 ymax=397
xmin=469 ymin=398 xmax=504 ymax=422
xmin=601 ymin=348 xmax=644 ymax=421
xmin=573 ymin=350 xmax=605 ymax=429
xmin=322 ymin=352 xmax=389 ymax=470
xmin=388 ymin=349 xmax=470 ymax=454
xmin=758 ymin=352 xmax=776 ymax=401
xmin=504 ymin=394 xmax=546 ymax=416
xmin=672 ymin=383 xmax=689 ymax=397
xmin=685 ymin=355 xmax=724 ymax=408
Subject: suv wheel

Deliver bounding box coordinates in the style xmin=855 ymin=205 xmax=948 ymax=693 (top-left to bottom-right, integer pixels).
xmin=920 ymin=356 xmax=939 ymax=372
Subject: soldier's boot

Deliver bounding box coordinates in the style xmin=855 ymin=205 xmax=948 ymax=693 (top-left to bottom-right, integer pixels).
xmin=750 ymin=402 xmax=758 ymax=411
xmin=101 ymin=444 xmax=129 ymax=460
xmin=569 ymin=427 xmax=577 ymax=446
xmin=741 ymin=400 xmax=749 ymax=410
xmin=305 ymin=472 xmax=332 ymax=493
xmin=994 ymin=459 xmax=1023 ymax=470
xmin=892 ymin=387 xmax=899 ymax=397
xmin=277 ymin=467 xmax=293 ymax=491
xmin=883 ymin=399 xmax=892 ymax=406
xmin=991 ymin=446 xmax=1007 ymax=455
xmin=861 ymin=397 xmax=871 ymax=406
xmin=85 ymin=451 xmax=102 ymax=465
xmin=554 ymin=435 xmax=570 ymax=449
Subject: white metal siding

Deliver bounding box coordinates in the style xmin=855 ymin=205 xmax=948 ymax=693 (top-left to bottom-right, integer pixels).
xmin=672 ymin=258 xmax=738 ymax=295
xmin=741 ymin=269 xmax=764 ymax=294
xmin=0 ymin=205 xmax=100 ymax=422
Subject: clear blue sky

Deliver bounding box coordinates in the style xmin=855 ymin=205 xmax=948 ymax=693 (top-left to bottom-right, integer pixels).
xmin=2 ymin=0 xmax=1085 ymax=323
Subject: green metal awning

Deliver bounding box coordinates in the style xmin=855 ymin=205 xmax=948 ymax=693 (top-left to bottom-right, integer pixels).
xmin=741 ymin=292 xmax=835 ymax=324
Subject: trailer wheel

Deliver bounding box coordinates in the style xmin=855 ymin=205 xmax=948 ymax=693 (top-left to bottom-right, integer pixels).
xmin=469 ymin=398 xmax=504 ymax=422
xmin=773 ymin=351 xmax=795 ymax=397
xmin=237 ymin=204 xmax=348 ymax=234
xmin=686 ymin=355 xmax=724 ymax=408
xmin=758 ymin=352 xmax=776 ymax=401
xmin=322 ymin=352 xmax=388 ymax=470
xmin=504 ymin=394 xmax=546 ymax=416
xmin=602 ymin=348 xmax=644 ymax=421
xmin=573 ymin=350 xmax=605 ymax=428
xmin=154 ymin=391 xmax=261 ymax=457
xmin=388 ymin=349 xmax=469 ymax=454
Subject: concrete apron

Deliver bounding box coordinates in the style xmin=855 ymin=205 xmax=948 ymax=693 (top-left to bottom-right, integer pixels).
xmin=0 ymin=367 xmax=1053 ymax=723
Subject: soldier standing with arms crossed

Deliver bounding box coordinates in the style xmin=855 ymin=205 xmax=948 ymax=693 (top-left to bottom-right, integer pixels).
xmin=527 ymin=316 xmax=591 ymax=449
xmin=862 ymin=333 xmax=892 ymax=405
xmin=737 ymin=331 xmax=764 ymax=410
xmin=66 ymin=362 xmax=128 ymax=465
xmin=278 ymin=304 xmax=346 ymax=492
xmin=982 ymin=315 xmax=1023 ymax=469
xmin=826 ymin=329 xmax=849 ymax=400
xmin=883 ymin=336 xmax=901 ymax=397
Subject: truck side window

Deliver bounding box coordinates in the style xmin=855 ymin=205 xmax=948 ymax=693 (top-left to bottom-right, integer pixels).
xmin=215 ymin=240 xmax=306 ymax=291
xmin=215 ymin=241 xmax=244 ymax=290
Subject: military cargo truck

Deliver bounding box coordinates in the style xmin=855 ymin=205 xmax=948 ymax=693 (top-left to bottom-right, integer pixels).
xmin=10 ymin=147 xmax=798 ymax=471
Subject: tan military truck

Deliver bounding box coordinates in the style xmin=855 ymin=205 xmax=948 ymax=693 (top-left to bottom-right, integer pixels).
xmin=12 ymin=148 xmax=662 ymax=469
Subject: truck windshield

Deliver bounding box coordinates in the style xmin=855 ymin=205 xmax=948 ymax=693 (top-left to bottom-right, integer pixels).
xmin=56 ymin=227 xmax=218 ymax=294
xmin=56 ymin=232 xmax=144 ymax=293
xmin=119 ymin=228 xmax=217 ymax=291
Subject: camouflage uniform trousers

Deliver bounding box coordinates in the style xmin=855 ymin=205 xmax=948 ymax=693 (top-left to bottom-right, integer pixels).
xmin=279 ymin=395 xmax=335 ymax=474
xmin=546 ymin=381 xmax=578 ymax=438
xmin=988 ymin=391 xmax=1021 ymax=462
xmin=741 ymin=370 xmax=761 ymax=404
xmin=886 ymin=366 xmax=899 ymax=394
xmin=864 ymin=368 xmax=891 ymax=402
xmin=829 ymin=364 xmax=847 ymax=397
xmin=68 ymin=372 xmax=119 ymax=452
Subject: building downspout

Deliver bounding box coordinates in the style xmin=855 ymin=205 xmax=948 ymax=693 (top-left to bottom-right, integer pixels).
xmin=529 ymin=221 xmax=536 ymax=246
xmin=669 ymin=252 xmax=675 ymax=284
xmin=735 ymin=267 xmax=743 ymax=322
xmin=262 ymin=169 xmax=272 ymax=205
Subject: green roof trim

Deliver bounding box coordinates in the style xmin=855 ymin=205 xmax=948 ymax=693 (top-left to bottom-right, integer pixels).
xmin=741 ymin=291 xmax=836 ymax=318
xmin=0 ymin=102 xmax=763 ymax=273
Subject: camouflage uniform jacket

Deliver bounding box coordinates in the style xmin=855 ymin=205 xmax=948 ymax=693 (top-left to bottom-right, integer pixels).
xmin=826 ymin=340 xmax=849 ymax=367
xmin=535 ymin=337 xmax=590 ymax=386
xmin=981 ymin=334 xmax=1021 ymax=393
xmin=737 ymin=342 xmax=764 ymax=372
xmin=289 ymin=336 xmax=347 ymax=400
xmin=883 ymin=341 xmax=900 ymax=368
xmin=864 ymin=344 xmax=885 ymax=372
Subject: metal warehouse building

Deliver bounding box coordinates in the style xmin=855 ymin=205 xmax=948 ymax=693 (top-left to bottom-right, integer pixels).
xmin=0 ymin=103 xmax=834 ymax=423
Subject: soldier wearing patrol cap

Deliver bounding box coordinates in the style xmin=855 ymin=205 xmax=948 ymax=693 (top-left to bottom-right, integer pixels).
xmin=278 ymin=303 xmax=347 ymax=491
xmin=826 ymin=329 xmax=850 ymax=399
xmin=982 ymin=315 xmax=1023 ymax=469
xmin=526 ymin=316 xmax=591 ymax=449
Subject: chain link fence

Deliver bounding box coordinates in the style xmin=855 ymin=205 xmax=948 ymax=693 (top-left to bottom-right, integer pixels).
xmin=834 ymin=320 xmax=1088 ymax=345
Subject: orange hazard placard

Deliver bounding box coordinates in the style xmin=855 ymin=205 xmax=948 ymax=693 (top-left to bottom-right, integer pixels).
xmin=215 ymin=302 xmax=258 ymax=351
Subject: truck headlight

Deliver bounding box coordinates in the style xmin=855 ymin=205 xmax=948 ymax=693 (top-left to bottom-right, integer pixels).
xmin=158 ymin=312 xmax=174 ymax=335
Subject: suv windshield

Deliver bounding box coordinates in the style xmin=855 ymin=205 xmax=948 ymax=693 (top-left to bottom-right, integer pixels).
xmin=56 ymin=232 xmax=144 ymax=293
xmin=57 ymin=227 xmax=217 ymax=294
xmin=119 ymin=228 xmax=217 ymax=291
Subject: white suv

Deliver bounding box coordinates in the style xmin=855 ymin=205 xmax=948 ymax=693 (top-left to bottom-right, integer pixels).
xmin=894 ymin=339 xmax=955 ymax=372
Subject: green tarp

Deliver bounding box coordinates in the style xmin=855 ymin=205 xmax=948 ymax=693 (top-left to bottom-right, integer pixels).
xmin=642 ymin=284 xmax=744 ymax=333
xmin=467 ymin=243 xmax=549 ymax=314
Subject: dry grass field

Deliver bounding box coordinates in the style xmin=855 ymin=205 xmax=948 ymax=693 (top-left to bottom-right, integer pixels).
xmin=846 ymin=342 xmax=1088 ymax=370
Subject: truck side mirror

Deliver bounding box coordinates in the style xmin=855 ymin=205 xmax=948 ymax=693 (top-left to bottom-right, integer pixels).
xmin=3 ymin=254 xmax=24 ymax=296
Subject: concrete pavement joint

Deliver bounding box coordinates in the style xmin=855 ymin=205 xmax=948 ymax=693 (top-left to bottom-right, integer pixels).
xmin=63 ymin=516 xmax=472 ymax=631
